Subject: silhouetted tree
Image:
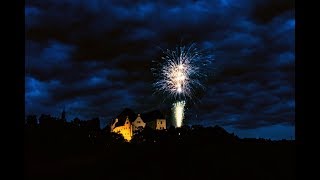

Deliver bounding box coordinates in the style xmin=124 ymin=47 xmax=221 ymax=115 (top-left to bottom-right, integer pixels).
xmin=107 ymin=132 xmax=126 ymax=144
xmin=71 ymin=117 xmax=81 ymax=128
xmin=26 ymin=115 xmax=37 ymax=128
xmin=38 ymin=114 xmax=51 ymax=127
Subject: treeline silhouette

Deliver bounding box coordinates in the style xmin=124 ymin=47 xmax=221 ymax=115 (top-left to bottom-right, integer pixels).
xmin=25 ymin=114 xmax=295 ymax=180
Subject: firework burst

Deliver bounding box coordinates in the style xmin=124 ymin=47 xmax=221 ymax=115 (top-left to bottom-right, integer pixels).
xmin=152 ymin=43 xmax=214 ymax=102
xmin=152 ymin=43 xmax=214 ymax=127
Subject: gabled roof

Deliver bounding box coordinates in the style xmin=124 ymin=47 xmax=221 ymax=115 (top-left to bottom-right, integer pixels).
xmin=133 ymin=114 xmax=144 ymax=122
xmin=113 ymin=108 xmax=137 ymax=127
xmin=112 ymin=108 xmax=166 ymax=127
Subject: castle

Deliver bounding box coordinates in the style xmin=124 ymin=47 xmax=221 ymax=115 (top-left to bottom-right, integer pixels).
xmin=110 ymin=108 xmax=166 ymax=141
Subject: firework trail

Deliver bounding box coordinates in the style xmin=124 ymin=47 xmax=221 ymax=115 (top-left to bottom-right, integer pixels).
xmin=172 ymin=101 xmax=186 ymax=127
xmin=152 ymin=43 xmax=214 ymax=127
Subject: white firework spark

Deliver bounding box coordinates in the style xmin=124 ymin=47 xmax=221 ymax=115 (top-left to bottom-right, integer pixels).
xmin=152 ymin=43 xmax=213 ymax=102
xmin=152 ymin=43 xmax=214 ymax=127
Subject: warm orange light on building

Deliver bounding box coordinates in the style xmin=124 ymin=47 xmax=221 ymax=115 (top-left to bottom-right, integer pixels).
xmin=110 ymin=112 xmax=167 ymax=142
xmin=112 ymin=118 xmax=132 ymax=141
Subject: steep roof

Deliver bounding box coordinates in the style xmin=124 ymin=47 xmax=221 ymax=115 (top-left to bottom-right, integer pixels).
xmin=112 ymin=108 xmax=166 ymax=127
xmin=113 ymin=108 xmax=137 ymax=127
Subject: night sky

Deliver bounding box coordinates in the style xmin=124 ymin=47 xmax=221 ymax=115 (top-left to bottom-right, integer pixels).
xmin=25 ymin=0 xmax=295 ymax=140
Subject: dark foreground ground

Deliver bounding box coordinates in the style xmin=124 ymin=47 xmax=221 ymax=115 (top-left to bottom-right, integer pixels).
xmin=25 ymin=141 xmax=295 ymax=180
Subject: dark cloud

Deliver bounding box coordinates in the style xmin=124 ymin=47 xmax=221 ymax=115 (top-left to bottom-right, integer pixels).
xmin=25 ymin=0 xmax=294 ymax=139
xmin=251 ymin=0 xmax=294 ymax=24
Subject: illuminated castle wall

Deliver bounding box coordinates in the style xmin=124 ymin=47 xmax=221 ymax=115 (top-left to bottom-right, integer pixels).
xmin=112 ymin=117 xmax=133 ymax=141
xmin=131 ymin=114 xmax=146 ymax=131
xmin=110 ymin=113 xmax=166 ymax=141
xmin=146 ymin=119 xmax=166 ymax=130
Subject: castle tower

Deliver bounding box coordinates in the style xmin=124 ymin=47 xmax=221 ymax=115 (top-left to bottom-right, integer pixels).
xmin=61 ymin=108 xmax=66 ymax=122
